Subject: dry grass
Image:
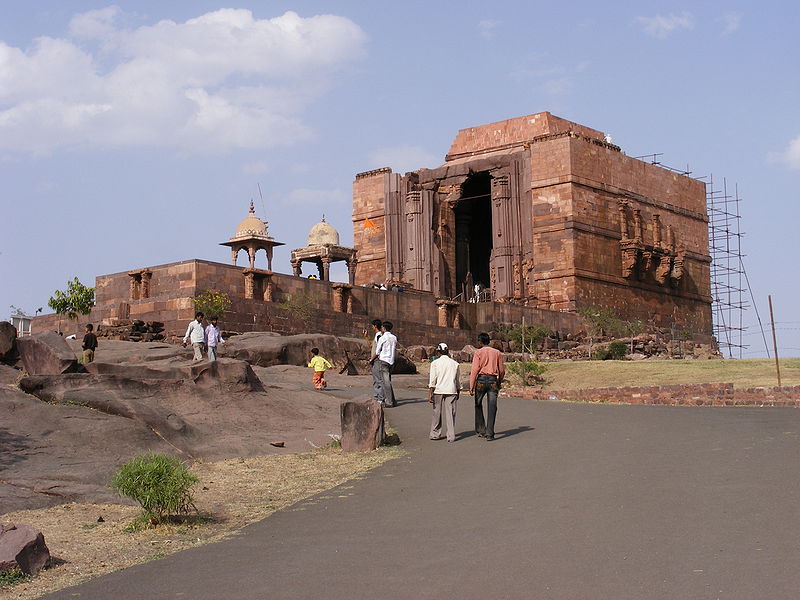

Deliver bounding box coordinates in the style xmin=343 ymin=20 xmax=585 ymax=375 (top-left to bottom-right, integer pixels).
xmin=1 ymin=445 xmax=403 ymax=600
xmin=529 ymin=358 xmax=800 ymax=390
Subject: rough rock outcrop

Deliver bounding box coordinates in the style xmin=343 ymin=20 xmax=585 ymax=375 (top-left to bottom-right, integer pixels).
xmin=223 ymin=332 xmax=372 ymax=371
xmin=15 ymin=332 xmax=78 ymax=375
xmin=0 ymin=321 xmax=16 ymax=362
xmin=2 ymin=344 xmax=343 ymax=512
xmin=0 ymin=523 xmax=51 ymax=575
xmin=0 ymin=364 xmax=20 ymax=384
xmin=340 ymin=400 xmax=383 ymax=452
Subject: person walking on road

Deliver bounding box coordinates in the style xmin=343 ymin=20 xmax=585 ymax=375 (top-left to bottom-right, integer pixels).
xmin=183 ymin=312 xmax=206 ymax=361
xmin=205 ymin=316 xmax=224 ymax=362
xmin=370 ymin=321 xmax=397 ymax=407
xmin=469 ymin=332 xmax=505 ymax=440
xmin=428 ymin=342 xmax=460 ymax=442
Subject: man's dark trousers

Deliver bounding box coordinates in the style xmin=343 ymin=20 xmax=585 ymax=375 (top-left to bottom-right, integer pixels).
xmin=474 ymin=374 xmax=499 ymax=438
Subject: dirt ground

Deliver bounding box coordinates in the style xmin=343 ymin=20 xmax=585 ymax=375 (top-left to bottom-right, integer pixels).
xmin=1 ymin=445 xmax=403 ymax=600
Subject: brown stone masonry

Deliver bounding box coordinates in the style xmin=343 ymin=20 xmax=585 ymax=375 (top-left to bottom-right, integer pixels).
xmin=517 ymin=384 xmax=800 ymax=407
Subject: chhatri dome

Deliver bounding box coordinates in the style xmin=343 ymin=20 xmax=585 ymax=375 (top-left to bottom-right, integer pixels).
xmin=291 ymin=215 xmax=357 ymax=284
xmin=233 ymin=200 xmax=270 ymax=239
xmin=307 ymin=216 xmax=339 ymax=246
xmin=221 ymin=200 xmax=284 ymax=271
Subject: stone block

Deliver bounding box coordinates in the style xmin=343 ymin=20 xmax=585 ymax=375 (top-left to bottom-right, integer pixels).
xmin=340 ymin=400 xmax=383 ymax=452
xmin=16 ymin=332 xmax=79 ymax=375
xmin=0 ymin=523 xmax=51 ymax=575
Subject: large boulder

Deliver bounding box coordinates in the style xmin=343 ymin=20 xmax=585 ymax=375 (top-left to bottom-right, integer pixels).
xmin=0 ymin=364 xmax=20 ymax=384
xmin=16 ymin=332 xmax=79 ymax=375
xmin=0 ymin=321 xmax=16 ymax=362
xmin=391 ymin=352 xmax=417 ymax=375
xmin=0 ymin=523 xmax=51 ymax=575
xmin=223 ymin=332 xmax=371 ymax=372
xmin=340 ymin=400 xmax=383 ymax=452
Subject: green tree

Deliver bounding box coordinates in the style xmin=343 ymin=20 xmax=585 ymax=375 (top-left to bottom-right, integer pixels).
xmin=48 ymin=277 xmax=95 ymax=325
xmin=193 ymin=289 xmax=232 ymax=321
xmin=578 ymin=306 xmax=625 ymax=357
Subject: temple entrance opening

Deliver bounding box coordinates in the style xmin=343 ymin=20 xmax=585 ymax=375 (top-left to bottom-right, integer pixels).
xmin=454 ymin=172 xmax=493 ymax=299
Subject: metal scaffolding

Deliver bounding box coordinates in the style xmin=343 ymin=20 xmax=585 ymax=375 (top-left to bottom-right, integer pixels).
xmin=706 ymin=176 xmax=748 ymax=358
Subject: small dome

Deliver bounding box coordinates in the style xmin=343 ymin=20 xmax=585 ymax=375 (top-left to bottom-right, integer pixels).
xmin=234 ymin=201 xmax=269 ymax=238
xmin=307 ymin=217 xmax=339 ymax=246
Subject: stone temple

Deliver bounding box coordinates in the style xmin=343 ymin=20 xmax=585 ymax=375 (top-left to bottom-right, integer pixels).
xmin=353 ymin=111 xmax=711 ymax=332
xmin=32 ymin=112 xmax=712 ymax=346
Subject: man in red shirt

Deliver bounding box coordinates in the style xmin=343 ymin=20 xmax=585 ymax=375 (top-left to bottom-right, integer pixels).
xmin=469 ymin=332 xmax=505 ymax=441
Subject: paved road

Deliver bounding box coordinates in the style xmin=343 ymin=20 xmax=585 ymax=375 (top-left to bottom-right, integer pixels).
xmin=45 ymin=380 xmax=800 ymax=599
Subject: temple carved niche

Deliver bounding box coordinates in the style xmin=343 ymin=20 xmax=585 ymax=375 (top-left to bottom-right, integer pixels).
xmin=617 ymin=200 xmax=685 ymax=288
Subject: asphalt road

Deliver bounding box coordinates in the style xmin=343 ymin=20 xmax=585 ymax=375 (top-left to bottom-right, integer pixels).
xmin=44 ymin=380 xmax=800 ymax=599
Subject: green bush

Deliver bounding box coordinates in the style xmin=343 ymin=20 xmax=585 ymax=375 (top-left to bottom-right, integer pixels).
xmin=593 ymin=341 xmax=627 ymax=361
xmin=500 ymin=323 xmax=552 ymax=353
xmin=111 ymin=453 xmax=198 ymax=525
xmin=506 ymin=360 xmax=548 ymax=386
xmin=608 ymin=341 xmax=627 ymax=360
xmin=0 ymin=569 xmax=29 ymax=589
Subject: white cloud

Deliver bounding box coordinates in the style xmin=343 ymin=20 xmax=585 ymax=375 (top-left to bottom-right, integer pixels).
xmin=0 ymin=9 xmax=366 ymax=155
xmin=368 ymin=144 xmax=440 ymax=173
xmin=241 ymin=160 xmax=272 ymax=176
xmin=636 ymin=12 xmax=695 ymax=39
xmin=769 ymin=135 xmax=800 ymax=170
xmin=718 ymin=12 xmax=742 ymax=36
xmin=478 ymin=20 xmax=501 ymax=40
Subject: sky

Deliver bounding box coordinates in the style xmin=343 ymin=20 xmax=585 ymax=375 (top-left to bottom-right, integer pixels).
xmin=1 ymin=1 xmax=798 ymax=358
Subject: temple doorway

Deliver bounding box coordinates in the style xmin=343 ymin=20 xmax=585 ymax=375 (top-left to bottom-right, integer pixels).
xmin=454 ymin=172 xmax=493 ymax=300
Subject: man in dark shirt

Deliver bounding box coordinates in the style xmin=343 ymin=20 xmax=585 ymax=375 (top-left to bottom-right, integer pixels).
xmin=82 ymin=324 xmax=98 ymax=364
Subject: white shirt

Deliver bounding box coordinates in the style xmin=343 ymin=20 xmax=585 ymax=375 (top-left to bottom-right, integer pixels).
xmin=429 ymin=355 xmax=461 ymax=395
xmin=375 ymin=330 xmax=397 ymax=365
xmin=184 ymin=320 xmax=205 ymax=344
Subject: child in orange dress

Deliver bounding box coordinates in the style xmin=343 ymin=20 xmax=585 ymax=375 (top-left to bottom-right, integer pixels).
xmin=308 ymin=347 xmax=332 ymax=390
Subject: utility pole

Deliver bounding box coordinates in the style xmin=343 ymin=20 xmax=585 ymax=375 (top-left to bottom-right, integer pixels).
xmin=768 ymin=295 xmax=781 ymax=387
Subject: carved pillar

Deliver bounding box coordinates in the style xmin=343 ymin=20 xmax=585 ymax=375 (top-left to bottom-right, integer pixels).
xmin=128 ymin=274 xmax=140 ymax=301
xmin=231 ymin=248 xmax=238 ymax=266
xmin=436 ymin=300 xmax=450 ymax=328
xmin=263 ymin=273 xmax=274 ymax=302
xmin=666 ymin=225 xmax=675 ymax=253
xmin=247 ymin=246 xmax=256 ymax=269
xmin=347 ymin=258 xmax=358 ymax=285
xmin=491 ymin=174 xmax=513 ymax=299
xmin=332 ymin=283 xmax=352 ymax=313
xmin=618 ymin=201 xmax=630 ymax=241
xmin=140 ymin=271 xmax=152 ymax=299
xmin=633 ymin=209 xmax=643 ymax=242
xmin=291 ymin=259 xmax=301 ymax=277
xmin=321 ymin=257 xmax=331 ymax=281
xmin=652 ymin=214 xmax=662 ymax=248
xmin=265 ymin=246 xmax=274 ymax=271
xmin=243 ymin=271 xmax=255 ymax=300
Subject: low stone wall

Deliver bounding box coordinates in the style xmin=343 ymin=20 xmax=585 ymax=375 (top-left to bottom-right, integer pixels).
xmin=516 ymin=383 xmax=800 ymax=407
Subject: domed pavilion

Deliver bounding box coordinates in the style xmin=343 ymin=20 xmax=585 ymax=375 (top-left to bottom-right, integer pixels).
xmin=220 ymin=200 xmax=284 ymax=270
xmin=290 ymin=216 xmax=357 ymax=283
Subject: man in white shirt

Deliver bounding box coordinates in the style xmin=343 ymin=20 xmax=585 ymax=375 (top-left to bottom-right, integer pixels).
xmin=370 ymin=321 xmax=397 ymax=407
xmin=428 ymin=343 xmax=461 ymax=442
xmin=183 ymin=312 xmax=206 ymax=361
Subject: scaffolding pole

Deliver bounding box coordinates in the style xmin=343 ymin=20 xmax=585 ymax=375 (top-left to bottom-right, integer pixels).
xmin=707 ymin=175 xmax=748 ymax=358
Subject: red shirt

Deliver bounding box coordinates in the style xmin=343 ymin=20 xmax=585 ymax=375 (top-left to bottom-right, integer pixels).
xmin=469 ymin=345 xmax=505 ymax=390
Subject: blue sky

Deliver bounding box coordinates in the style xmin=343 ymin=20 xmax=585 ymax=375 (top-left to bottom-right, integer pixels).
xmin=1 ymin=1 xmax=797 ymax=358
